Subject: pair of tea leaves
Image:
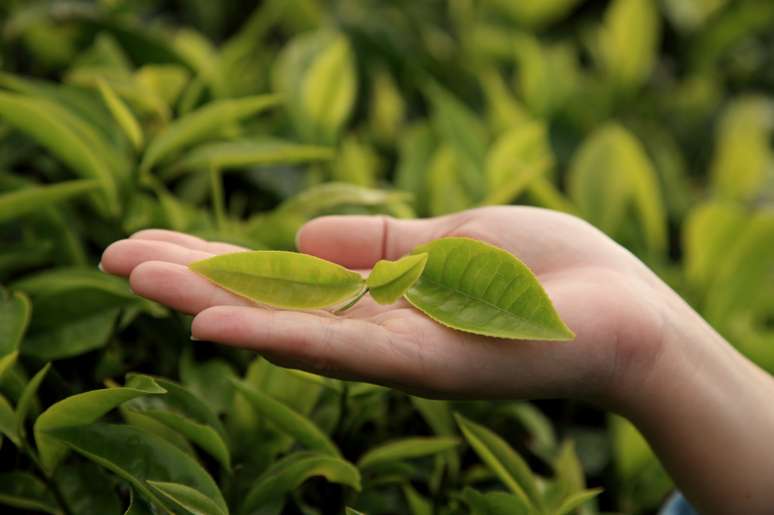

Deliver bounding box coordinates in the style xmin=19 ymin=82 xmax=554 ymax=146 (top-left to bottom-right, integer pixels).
xmin=189 ymin=237 xmax=574 ymax=341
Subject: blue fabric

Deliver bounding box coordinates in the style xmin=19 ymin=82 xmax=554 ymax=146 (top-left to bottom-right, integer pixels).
xmin=660 ymin=493 xmax=698 ymax=515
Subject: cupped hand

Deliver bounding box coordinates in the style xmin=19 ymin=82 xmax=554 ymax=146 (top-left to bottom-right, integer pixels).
xmin=100 ymin=206 xmax=670 ymax=405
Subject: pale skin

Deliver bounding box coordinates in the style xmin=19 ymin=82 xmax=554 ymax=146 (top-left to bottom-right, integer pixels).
xmin=100 ymin=206 xmax=774 ymax=513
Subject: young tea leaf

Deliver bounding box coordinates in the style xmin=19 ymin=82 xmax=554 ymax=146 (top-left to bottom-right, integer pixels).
xmin=34 ymin=375 xmax=167 ymax=474
xmin=140 ymin=94 xmax=281 ymax=173
xmin=97 ymin=78 xmax=144 ymax=150
xmin=240 ymin=451 xmax=361 ymax=514
xmin=45 ymin=423 xmax=227 ymax=514
xmin=174 ymin=138 xmax=334 ymax=176
xmin=366 ymin=253 xmax=428 ymax=305
xmin=0 ymin=179 xmax=101 ymax=223
xmin=405 ymin=238 xmax=574 ymax=340
xmin=123 ymin=375 xmax=231 ymax=470
xmin=190 ymin=251 xmax=365 ymax=309
xmin=357 ymin=436 xmax=460 ymax=470
xmin=455 ymin=413 xmax=541 ymax=509
xmin=0 ymin=290 xmax=31 ymax=357
xmin=147 ymin=481 xmax=228 ymax=515
xmin=231 ymin=379 xmax=340 ymax=457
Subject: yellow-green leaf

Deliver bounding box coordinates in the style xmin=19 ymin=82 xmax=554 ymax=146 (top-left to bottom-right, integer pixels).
xmin=357 ymin=436 xmax=459 ymax=470
xmin=483 ymin=121 xmax=553 ymax=205
xmin=598 ymin=0 xmax=661 ymax=90
xmin=405 ymin=238 xmax=574 ymax=341
xmin=140 ymin=94 xmax=281 ymax=173
xmin=568 ymin=123 xmax=667 ymax=254
xmin=96 ymin=78 xmax=143 ymax=150
xmin=0 ymin=92 xmax=118 ymax=213
xmin=0 ymin=179 xmax=100 ymax=223
xmin=455 ymin=414 xmax=541 ymax=508
xmin=300 ymin=34 xmax=357 ymax=143
xmin=176 ymin=139 xmax=334 ymax=175
xmin=366 ymin=253 xmax=428 ymax=305
xmin=190 ymin=251 xmax=365 ymax=309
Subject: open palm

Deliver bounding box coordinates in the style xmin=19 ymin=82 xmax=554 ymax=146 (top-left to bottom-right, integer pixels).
xmin=101 ymin=206 xmax=667 ymax=405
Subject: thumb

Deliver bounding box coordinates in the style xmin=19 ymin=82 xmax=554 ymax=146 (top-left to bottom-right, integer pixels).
xmin=296 ymin=213 xmax=469 ymax=269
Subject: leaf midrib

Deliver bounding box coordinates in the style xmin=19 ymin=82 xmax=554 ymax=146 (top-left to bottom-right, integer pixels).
xmin=414 ymin=274 xmax=548 ymax=335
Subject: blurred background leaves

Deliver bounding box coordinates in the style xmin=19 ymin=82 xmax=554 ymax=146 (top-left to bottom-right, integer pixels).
xmin=0 ymin=0 xmax=772 ymax=513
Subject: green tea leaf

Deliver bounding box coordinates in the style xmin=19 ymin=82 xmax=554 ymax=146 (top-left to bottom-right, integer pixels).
xmin=366 ymin=253 xmax=428 ymax=305
xmin=357 ymin=436 xmax=459 ymax=470
xmin=455 ymin=414 xmax=540 ymax=508
xmin=55 ymin=462 xmax=123 ymax=515
xmin=140 ymin=94 xmax=281 ymax=173
xmin=16 ymin=363 xmax=50 ymax=442
xmin=0 ymin=91 xmax=118 ymax=213
xmin=426 ymin=83 xmax=487 ymax=201
xmin=514 ymin=36 xmax=580 ymax=118
xmin=124 ymin=489 xmax=154 ymax=515
xmin=461 ymin=487 xmax=530 ymax=515
xmin=45 ymin=423 xmax=227 ymax=513
xmin=483 ymin=121 xmax=553 ymax=205
xmin=568 ymin=124 xmax=666 ymax=254
xmin=705 ymin=211 xmax=774 ymax=326
xmin=427 ymin=146 xmax=475 ymax=216
xmin=554 ymin=489 xmax=603 ymax=515
xmin=148 ymin=481 xmax=228 ymax=515
xmin=683 ymin=201 xmax=747 ymax=289
xmin=709 ymin=96 xmax=773 ymax=202
xmin=0 ymin=179 xmax=100 ymax=223
xmin=14 ymin=269 xmax=149 ymax=360
xmin=240 ymin=451 xmax=361 ymax=514
xmin=34 ymin=375 xmax=166 ymax=474
xmin=405 ymin=238 xmax=574 ymax=340
xmin=97 ymin=78 xmax=143 ymax=150
xmin=0 ymin=290 xmax=31 ymax=357
xmin=0 ymin=472 xmax=59 ymax=514
xmin=403 ymin=484 xmax=432 ymax=515
xmin=190 ymin=251 xmax=365 ymax=309
xmin=275 ymin=182 xmax=411 ymax=218
xmin=0 ymin=393 xmax=19 ymax=447
xmin=176 ymin=139 xmax=334 ymax=175
xmin=124 ymin=375 xmax=231 ymax=470
xmin=598 ymin=0 xmax=660 ymax=90
xmin=231 ymin=379 xmax=340 ymax=457
xmin=300 ymin=33 xmax=357 ymax=143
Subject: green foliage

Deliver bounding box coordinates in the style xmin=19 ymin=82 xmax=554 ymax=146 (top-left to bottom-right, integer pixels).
xmin=0 ymin=0 xmax=772 ymax=513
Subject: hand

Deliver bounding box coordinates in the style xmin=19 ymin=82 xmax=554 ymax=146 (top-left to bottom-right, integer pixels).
xmin=100 ymin=206 xmax=668 ymax=405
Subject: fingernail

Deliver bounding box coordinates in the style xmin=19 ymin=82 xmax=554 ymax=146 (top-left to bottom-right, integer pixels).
xmin=97 ymin=262 xmax=105 ymax=272
xmin=190 ymin=335 xmax=201 ymax=341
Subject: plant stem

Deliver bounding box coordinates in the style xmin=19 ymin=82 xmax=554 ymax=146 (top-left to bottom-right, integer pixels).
xmin=209 ymin=165 xmax=226 ymax=230
xmin=334 ymin=289 xmax=368 ymax=315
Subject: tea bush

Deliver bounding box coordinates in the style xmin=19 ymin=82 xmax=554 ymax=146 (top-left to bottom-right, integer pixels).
xmin=0 ymin=0 xmax=772 ymax=514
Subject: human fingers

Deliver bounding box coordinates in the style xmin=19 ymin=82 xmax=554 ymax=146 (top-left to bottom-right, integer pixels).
xmin=295 ymin=212 xmax=474 ymax=269
xmin=191 ymin=305 xmax=428 ymax=390
xmin=131 ymin=228 xmax=248 ymax=254
xmin=129 ymin=261 xmax=253 ymax=314
xmin=101 ymin=238 xmax=216 ymax=276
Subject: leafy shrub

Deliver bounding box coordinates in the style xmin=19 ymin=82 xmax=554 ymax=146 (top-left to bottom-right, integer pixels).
xmin=0 ymin=0 xmax=772 ymax=513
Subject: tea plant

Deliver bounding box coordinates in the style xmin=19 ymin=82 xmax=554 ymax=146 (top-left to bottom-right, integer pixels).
xmin=0 ymin=0 xmax=772 ymax=514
